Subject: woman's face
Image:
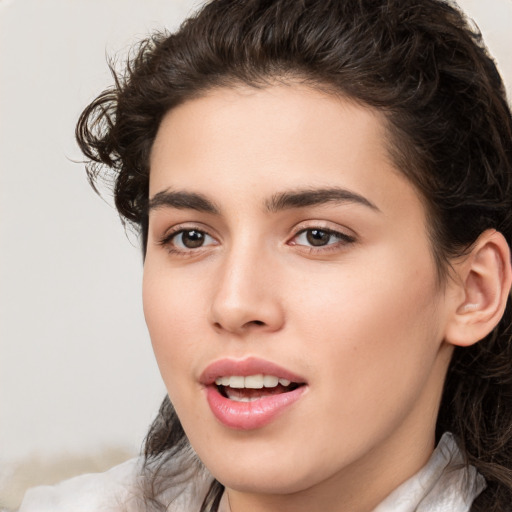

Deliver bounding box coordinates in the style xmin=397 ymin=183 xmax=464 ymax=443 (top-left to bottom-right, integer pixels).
xmin=143 ymin=85 xmax=455 ymax=506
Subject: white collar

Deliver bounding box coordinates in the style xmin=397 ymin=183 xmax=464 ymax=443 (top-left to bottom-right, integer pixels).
xmin=373 ymin=432 xmax=485 ymax=512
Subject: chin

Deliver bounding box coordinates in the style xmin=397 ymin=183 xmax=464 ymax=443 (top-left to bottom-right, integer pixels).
xmin=194 ymin=440 xmax=331 ymax=496
xmin=214 ymin=466 xmax=314 ymax=495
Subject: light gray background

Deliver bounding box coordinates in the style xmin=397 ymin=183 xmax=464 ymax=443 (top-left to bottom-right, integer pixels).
xmin=0 ymin=0 xmax=201 ymax=477
xmin=1 ymin=0 xmax=511 ymax=479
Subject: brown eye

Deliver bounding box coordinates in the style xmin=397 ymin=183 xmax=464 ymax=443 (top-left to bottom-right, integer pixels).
xmin=292 ymin=227 xmax=355 ymax=249
xmin=306 ymin=229 xmax=332 ymax=246
xmin=178 ymin=230 xmax=206 ymax=248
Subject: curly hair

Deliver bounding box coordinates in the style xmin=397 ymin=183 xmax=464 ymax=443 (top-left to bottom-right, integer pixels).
xmin=76 ymin=1 xmax=512 ymax=510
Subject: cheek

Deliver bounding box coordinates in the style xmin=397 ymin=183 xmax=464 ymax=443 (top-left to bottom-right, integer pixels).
xmin=142 ymin=263 xmax=203 ymax=383
xmin=287 ymin=247 xmax=444 ymax=413
xmin=289 ymin=246 xmax=440 ymax=344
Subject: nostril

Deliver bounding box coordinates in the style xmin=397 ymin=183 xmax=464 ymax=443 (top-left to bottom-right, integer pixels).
xmin=213 ymin=319 xmax=266 ymax=332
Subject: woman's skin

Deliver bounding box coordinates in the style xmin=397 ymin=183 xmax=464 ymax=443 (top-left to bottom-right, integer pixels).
xmin=142 ymin=84 xmax=508 ymax=512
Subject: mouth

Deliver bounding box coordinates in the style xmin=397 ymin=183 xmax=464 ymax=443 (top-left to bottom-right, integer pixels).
xmin=214 ymin=374 xmax=304 ymax=402
xmin=200 ymin=358 xmax=307 ymax=430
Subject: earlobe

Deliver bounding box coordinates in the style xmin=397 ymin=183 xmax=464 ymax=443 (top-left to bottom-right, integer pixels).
xmin=445 ymin=230 xmax=512 ymax=348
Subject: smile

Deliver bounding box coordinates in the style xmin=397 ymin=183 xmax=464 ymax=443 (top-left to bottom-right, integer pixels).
xmin=201 ymin=358 xmax=307 ymax=429
xmin=215 ymin=374 xmax=301 ymax=402
xmin=215 ymin=374 xmax=292 ymax=388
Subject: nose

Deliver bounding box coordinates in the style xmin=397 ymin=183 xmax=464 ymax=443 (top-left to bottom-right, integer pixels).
xmin=209 ymin=245 xmax=285 ymax=335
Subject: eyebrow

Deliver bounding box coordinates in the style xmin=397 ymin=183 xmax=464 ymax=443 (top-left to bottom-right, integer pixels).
xmin=148 ymin=190 xmax=220 ymax=214
xmin=265 ymin=187 xmax=380 ymax=213
xmin=147 ymin=186 xmax=380 ymax=215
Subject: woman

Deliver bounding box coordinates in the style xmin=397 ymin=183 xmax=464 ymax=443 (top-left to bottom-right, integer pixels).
xmin=20 ymin=0 xmax=512 ymax=511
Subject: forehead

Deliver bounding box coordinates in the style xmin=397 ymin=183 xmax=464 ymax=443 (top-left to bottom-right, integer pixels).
xmin=149 ymin=85 xmax=422 ymax=219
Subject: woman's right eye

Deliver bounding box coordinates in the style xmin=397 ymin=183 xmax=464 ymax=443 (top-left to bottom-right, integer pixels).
xmin=161 ymin=228 xmax=218 ymax=252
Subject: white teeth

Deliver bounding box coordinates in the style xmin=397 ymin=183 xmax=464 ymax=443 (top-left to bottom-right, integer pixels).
xmin=228 ymin=396 xmax=260 ymax=403
xmin=244 ymin=374 xmax=264 ymax=389
xmin=263 ymin=375 xmax=279 ymax=387
xmin=229 ymin=376 xmax=245 ymax=388
xmin=214 ymin=374 xmax=292 ymax=388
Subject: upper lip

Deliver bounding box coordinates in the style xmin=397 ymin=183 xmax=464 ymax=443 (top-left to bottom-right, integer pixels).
xmin=199 ymin=356 xmax=307 ymax=386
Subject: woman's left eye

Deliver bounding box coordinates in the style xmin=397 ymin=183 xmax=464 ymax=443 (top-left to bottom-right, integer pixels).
xmin=291 ymin=228 xmax=355 ymax=248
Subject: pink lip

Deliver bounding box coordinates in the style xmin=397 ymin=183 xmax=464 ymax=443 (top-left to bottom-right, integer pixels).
xmin=200 ymin=357 xmax=308 ymax=430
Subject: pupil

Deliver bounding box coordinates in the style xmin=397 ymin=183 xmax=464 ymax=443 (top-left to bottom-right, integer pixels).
xmin=306 ymin=229 xmax=330 ymax=246
xmin=183 ymin=230 xmax=204 ymax=248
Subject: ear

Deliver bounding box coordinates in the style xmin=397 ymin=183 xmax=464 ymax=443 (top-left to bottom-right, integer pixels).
xmin=444 ymin=229 xmax=512 ymax=347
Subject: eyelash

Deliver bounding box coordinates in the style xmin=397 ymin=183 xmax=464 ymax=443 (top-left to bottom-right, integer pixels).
xmin=290 ymin=227 xmax=356 ymax=253
xmin=158 ymin=226 xmax=217 ymax=256
xmin=158 ymin=225 xmax=356 ymax=256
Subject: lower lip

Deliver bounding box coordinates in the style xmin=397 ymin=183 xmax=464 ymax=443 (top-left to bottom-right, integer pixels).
xmin=205 ymin=385 xmax=306 ymax=430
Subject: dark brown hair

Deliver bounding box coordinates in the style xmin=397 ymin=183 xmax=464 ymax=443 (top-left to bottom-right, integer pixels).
xmin=76 ymin=1 xmax=512 ymax=510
